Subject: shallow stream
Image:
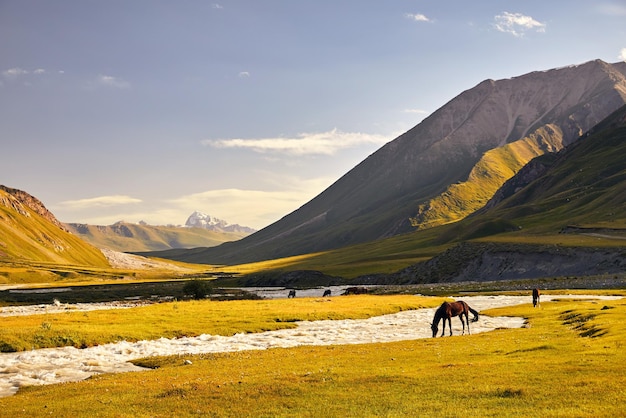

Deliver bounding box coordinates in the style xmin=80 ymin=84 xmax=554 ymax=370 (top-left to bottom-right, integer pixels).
xmin=0 ymin=293 xmax=619 ymax=397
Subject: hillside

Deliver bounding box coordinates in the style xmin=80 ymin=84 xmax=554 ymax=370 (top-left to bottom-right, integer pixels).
xmin=217 ymin=104 xmax=626 ymax=286
xmin=388 ymin=103 xmax=626 ymax=283
xmin=65 ymin=221 xmax=251 ymax=252
xmin=147 ymin=59 xmax=626 ymax=265
xmin=0 ymin=186 xmax=110 ymax=267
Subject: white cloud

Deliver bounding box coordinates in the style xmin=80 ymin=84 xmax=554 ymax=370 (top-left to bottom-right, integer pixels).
xmin=404 ymin=108 xmax=428 ymax=115
xmin=238 ymin=71 xmax=250 ymax=78
xmin=169 ymin=179 xmax=331 ymax=229
xmin=2 ymin=67 xmax=49 ymax=78
xmin=597 ymin=3 xmax=626 ymax=16
xmin=212 ymin=3 xmax=223 ymax=9
xmin=619 ymin=48 xmax=626 ymax=62
xmin=58 ymin=195 xmax=142 ymax=209
xmin=494 ymin=12 xmax=546 ymax=37
xmin=2 ymin=67 xmax=29 ymax=78
xmin=203 ymin=129 xmax=390 ymax=156
xmin=97 ymin=74 xmax=130 ymax=89
xmin=405 ymin=13 xmax=430 ymax=22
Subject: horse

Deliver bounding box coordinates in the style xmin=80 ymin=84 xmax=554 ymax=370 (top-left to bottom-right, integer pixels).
xmin=323 ymin=289 xmax=332 ymax=297
xmin=288 ymin=290 xmax=296 ymax=298
xmin=532 ymin=288 xmax=540 ymax=307
xmin=342 ymin=286 xmax=368 ymax=295
xmin=430 ymin=301 xmax=479 ymax=338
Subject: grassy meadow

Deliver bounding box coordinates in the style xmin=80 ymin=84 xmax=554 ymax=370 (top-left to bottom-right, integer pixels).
xmin=0 ymin=293 xmax=624 ymax=417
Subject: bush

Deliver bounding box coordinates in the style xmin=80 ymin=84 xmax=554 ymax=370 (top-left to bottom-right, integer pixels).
xmin=183 ymin=280 xmax=212 ymax=300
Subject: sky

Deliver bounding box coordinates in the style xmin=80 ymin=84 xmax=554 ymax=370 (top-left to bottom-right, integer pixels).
xmin=1 ymin=1 xmax=625 ymax=230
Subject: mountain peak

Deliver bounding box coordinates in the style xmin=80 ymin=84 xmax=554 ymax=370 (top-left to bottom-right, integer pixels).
xmin=185 ymin=211 xmax=228 ymax=228
xmin=185 ymin=211 xmax=256 ymax=234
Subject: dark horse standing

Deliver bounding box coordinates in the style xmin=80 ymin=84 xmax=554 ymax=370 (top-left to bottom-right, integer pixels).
xmin=532 ymin=288 xmax=540 ymax=307
xmin=431 ymin=301 xmax=479 ymax=338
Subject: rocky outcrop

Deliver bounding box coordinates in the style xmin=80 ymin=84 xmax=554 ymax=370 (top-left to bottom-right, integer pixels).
xmin=389 ymin=242 xmax=626 ymax=284
xmin=0 ymin=185 xmax=66 ymax=231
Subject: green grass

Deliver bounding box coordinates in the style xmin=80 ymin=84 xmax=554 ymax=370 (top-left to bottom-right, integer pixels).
xmin=0 ymin=294 xmax=624 ymax=416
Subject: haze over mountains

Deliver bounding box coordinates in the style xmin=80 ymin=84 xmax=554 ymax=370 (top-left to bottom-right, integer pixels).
xmin=146 ymin=59 xmax=626 ymax=265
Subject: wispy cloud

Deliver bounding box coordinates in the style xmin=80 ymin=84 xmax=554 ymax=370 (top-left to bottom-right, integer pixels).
xmin=203 ymin=129 xmax=390 ymax=156
xmin=494 ymin=12 xmax=546 ymax=37
xmin=169 ymin=177 xmax=332 ymax=229
xmin=58 ymin=195 xmax=142 ymax=209
xmin=212 ymin=3 xmax=223 ymax=9
xmin=405 ymin=13 xmax=431 ymax=22
xmin=3 ymin=67 xmax=29 ymax=78
xmin=238 ymin=71 xmax=250 ymax=78
xmin=97 ymin=74 xmax=130 ymax=89
xmin=2 ymin=67 xmax=48 ymax=79
xmin=404 ymin=108 xmax=428 ymax=115
xmin=597 ymin=3 xmax=626 ymax=16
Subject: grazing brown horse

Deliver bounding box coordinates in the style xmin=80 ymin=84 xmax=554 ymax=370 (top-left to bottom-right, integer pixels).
xmin=431 ymin=301 xmax=479 ymax=338
xmin=532 ymin=288 xmax=540 ymax=307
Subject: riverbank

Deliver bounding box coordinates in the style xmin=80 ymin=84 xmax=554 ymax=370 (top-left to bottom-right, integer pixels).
xmin=0 ymin=294 xmax=620 ymax=398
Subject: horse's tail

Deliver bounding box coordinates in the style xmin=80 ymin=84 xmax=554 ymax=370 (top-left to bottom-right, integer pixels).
xmin=469 ymin=306 xmax=479 ymax=322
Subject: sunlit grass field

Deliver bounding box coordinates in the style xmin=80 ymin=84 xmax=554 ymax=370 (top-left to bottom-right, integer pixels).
xmin=0 ymin=295 xmax=444 ymax=352
xmin=0 ymin=293 xmax=624 ymax=416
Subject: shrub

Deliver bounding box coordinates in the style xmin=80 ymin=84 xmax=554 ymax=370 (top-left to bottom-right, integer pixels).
xmin=182 ymin=280 xmax=212 ymax=300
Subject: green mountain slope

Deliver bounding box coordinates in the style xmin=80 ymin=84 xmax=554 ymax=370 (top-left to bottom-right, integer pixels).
xmin=0 ymin=186 xmax=110 ymax=267
xmin=65 ymin=222 xmax=250 ymax=252
xmin=385 ymin=104 xmax=626 ymax=283
xmin=471 ymin=104 xmax=626 ymax=234
xmin=411 ymin=125 xmax=565 ymax=229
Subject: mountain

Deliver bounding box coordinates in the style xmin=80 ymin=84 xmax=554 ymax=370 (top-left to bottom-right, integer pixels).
xmin=65 ymin=218 xmax=253 ymax=253
xmin=388 ymin=103 xmax=626 ymax=283
xmin=0 ymin=185 xmax=109 ymax=266
xmin=146 ymin=59 xmax=626 ymax=265
xmin=185 ymin=211 xmax=256 ymax=234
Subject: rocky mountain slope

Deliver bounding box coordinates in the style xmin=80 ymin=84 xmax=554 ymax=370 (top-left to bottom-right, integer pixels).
xmin=387 ymin=103 xmax=626 ymax=284
xmin=149 ymin=59 xmax=626 ymax=265
xmin=0 ymin=185 xmax=109 ymax=266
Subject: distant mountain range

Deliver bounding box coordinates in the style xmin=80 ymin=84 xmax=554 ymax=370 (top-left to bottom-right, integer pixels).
xmin=145 ymin=59 xmax=626 ymax=265
xmin=64 ymin=212 xmax=256 ymax=253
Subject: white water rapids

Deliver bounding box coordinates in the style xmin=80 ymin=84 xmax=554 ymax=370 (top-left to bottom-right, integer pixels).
xmin=0 ymin=294 xmax=619 ymax=397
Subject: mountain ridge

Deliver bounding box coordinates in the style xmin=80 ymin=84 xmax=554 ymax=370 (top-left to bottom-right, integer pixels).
xmin=146 ymin=59 xmax=626 ymax=265
xmin=387 ymin=103 xmax=626 ymax=283
xmin=0 ymin=185 xmax=109 ymax=266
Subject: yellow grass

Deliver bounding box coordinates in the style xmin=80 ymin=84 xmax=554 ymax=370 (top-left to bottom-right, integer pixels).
xmin=0 ymin=294 xmax=625 ymax=417
xmin=0 ymin=295 xmax=444 ymax=352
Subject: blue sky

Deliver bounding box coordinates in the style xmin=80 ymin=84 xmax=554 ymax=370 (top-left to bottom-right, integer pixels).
xmin=2 ymin=1 xmax=625 ymax=230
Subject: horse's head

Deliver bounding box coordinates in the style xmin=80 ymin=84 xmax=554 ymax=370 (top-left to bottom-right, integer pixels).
xmin=430 ymin=322 xmax=438 ymax=338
